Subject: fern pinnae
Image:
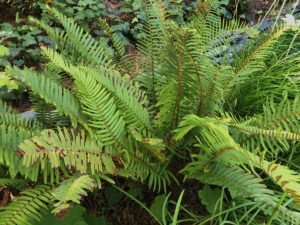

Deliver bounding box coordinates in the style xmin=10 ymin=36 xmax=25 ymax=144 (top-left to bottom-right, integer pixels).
xmin=9 ymin=67 xmax=86 ymax=128
xmin=227 ymin=24 xmax=291 ymax=91
xmin=0 ymin=185 xmax=53 ymax=225
xmin=19 ymin=127 xmax=119 ymax=180
xmin=53 ymin=174 xmax=95 ymax=214
xmin=44 ymin=6 xmax=114 ymax=68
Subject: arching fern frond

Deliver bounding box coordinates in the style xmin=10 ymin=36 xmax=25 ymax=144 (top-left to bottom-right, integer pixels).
xmin=186 ymin=162 xmax=300 ymax=223
xmin=42 ymin=47 xmax=152 ymax=133
xmin=53 ymin=175 xmax=95 ymax=214
xmin=0 ymin=185 xmax=53 ymax=225
xmin=19 ymin=128 xmax=119 ymax=179
xmin=9 ymin=67 xmax=87 ymax=129
xmin=44 ymin=6 xmax=114 ymax=68
xmin=231 ymin=94 xmax=300 ymax=155
xmin=74 ymin=71 xmax=126 ymax=146
xmin=0 ymin=125 xmax=39 ymax=179
xmin=0 ymin=99 xmax=42 ymax=130
xmin=227 ymin=24 xmax=291 ymax=90
xmin=176 ymin=115 xmax=300 ymax=205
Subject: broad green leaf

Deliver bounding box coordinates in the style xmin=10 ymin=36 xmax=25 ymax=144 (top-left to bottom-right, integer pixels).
xmin=198 ymin=185 xmax=222 ymax=214
xmin=84 ymin=214 xmax=112 ymax=225
xmin=0 ymin=45 xmax=9 ymax=57
xmin=37 ymin=206 xmax=88 ymax=225
xmin=150 ymin=195 xmax=168 ymax=223
xmin=0 ymin=72 xmax=19 ymax=90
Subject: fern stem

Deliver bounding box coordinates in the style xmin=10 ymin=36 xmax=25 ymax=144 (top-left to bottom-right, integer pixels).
xmin=171 ymin=33 xmax=189 ymax=129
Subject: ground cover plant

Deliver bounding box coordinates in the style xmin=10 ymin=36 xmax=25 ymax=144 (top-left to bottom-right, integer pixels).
xmin=0 ymin=0 xmax=300 ymax=224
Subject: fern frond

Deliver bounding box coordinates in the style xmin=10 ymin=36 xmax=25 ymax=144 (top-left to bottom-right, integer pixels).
xmin=80 ymin=66 xmax=152 ymax=133
xmin=156 ymin=28 xmax=199 ymax=131
xmin=137 ymin=0 xmax=169 ymax=99
xmin=259 ymin=94 xmax=300 ymax=132
xmin=0 ymin=125 xmax=39 ymax=178
xmin=187 ymin=162 xmax=300 ymax=223
xmin=45 ymin=6 xmax=114 ymax=68
xmin=0 ymin=185 xmax=53 ymax=225
xmin=19 ymin=128 xmax=119 ymax=179
xmin=74 ymin=71 xmax=126 ymax=146
xmin=0 ymin=178 xmax=27 ymax=188
xmin=98 ymin=18 xmax=125 ymax=58
xmin=0 ymin=99 xmax=42 ymax=130
xmin=30 ymin=94 xmax=70 ymax=129
xmin=53 ymin=175 xmax=95 ymax=214
xmin=227 ymin=24 xmax=291 ymax=89
xmin=9 ymin=67 xmax=87 ymax=129
xmin=125 ymin=134 xmax=171 ymax=192
xmin=42 ymin=47 xmax=152 ymax=133
xmin=232 ymin=94 xmax=300 ymax=154
xmin=176 ymin=115 xmax=300 ymax=205
xmin=0 ymin=99 xmax=13 ymax=113
xmin=185 ymin=162 xmax=273 ymax=199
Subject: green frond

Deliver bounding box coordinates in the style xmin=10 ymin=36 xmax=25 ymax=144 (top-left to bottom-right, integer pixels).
xmin=0 ymin=178 xmax=28 ymax=188
xmin=79 ymin=66 xmax=152 ymax=133
xmin=19 ymin=128 xmax=119 ymax=180
xmin=232 ymin=94 xmax=300 ymax=155
xmin=176 ymin=115 xmax=300 ymax=205
xmin=98 ymin=18 xmax=125 ymax=58
xmin=0 ymin=185 xmax=53 ymax=225
xmin=42 ymin=47 xmax=152 ymax=133
xmin=227 ymin=24 xmax=291 ymax=90
xmin=9 ymin=67 xmax=87 ymax=129
xmin=156 ymin=28 xmax=199 ymax=131
xmin=30 ymin=94 xmax=70 ymax=129
xmin=259 ymin=94 xmax=300 ymax=132
xmin=125 ymin=135 xmax=172 ymax=192
xmin=74 ymin=71 xmax=126 ymax=146
xmin=53 ymin=175 xmax=95 ymax=214
xmin=137 ymin=0 xmax=169 ymax=99
xmin=188 ymin=0 xmax=225 ymax=48
xmin=0 ymin=99 xmax=13 ymax=113
xmin=0 ymin=125 xmax=39 ymax=178
xmin=0 ymin=99 xmax=42 ymax=130
xmin=187 ymin=162 xmax=300 ymax=223
xmin=185 ymin=162 xmax=273 ymax=199
xmin=45 ymin=6 xmax=114 ymax=67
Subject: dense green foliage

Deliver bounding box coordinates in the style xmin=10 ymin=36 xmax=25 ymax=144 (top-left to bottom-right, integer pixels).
xmin=0 ymin=0 xmax=300 ymax=224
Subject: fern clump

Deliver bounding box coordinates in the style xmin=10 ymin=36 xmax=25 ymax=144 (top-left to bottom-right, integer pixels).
xmin=0 ymin=0 xmax=300 ymax=224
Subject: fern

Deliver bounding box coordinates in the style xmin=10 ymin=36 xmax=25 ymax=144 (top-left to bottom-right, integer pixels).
xmin=53 ymin=175 xmax=95 ymax=214
xmin=1 ymin=2 xmax=299 ymax=223
xmin=189 ymin=163 xmax=300 ymax=223
xmin=231 ymin=94 xmax=300 ymax=155
xmin=176 ymin=115 xmax=300 ymax=205
xmin=137 ymin=0 xmax=168 ymax=100
xmin=0 ymin=178 xmax=27 ymax=188
xmin=0 ymin=125 xmax=39 ymax=179
xmin=30 ymin=6 xmax=114 ymax=68
xmin=0 ymin=185 xmax=53 ymax=225
xmin=19 ymin=128 xmax=119 ymax=180
xmin=98 ymin=18 xmax=126 ymax=58
xmin=9 ymin=67 xmax=86 ymax=129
